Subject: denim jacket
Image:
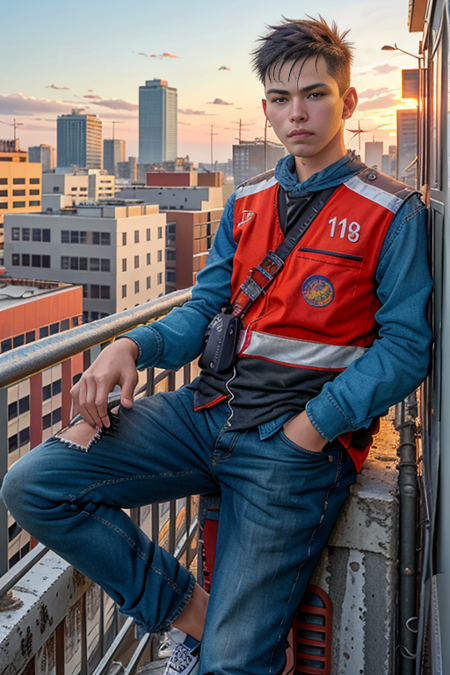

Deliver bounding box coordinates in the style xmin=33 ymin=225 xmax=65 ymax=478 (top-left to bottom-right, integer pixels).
xmin=123 ymin=152 xmax=433 ymax=442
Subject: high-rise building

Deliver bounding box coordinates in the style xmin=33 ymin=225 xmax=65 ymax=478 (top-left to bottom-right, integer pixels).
xmin=103 ymin=139 xmax=125 ymax=176
xmin=57 ymin=110 xmax=102 ymax=170
xmin=28 ymin=145 xmax=53 ymax=173
xmin=397 ymin=110 xmax=418 ymax=188
xmin=1 ymin=278 xmax=83 ymax=568
xmin=139 ymin=79 xmax=177 ymax=164
xmin=364 ymin=141 xmax=383 ymax=169
xmin=4 ymin=201 xmax=166 ymax=323
xmin=388 ymin=145 xmax=397 ymax=178
xmin=232 ymin=140 xmax=286 ymax=186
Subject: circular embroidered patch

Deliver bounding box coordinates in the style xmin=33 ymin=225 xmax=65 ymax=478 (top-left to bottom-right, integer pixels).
xmin=302 ymin=275 xmax=335 ymax=308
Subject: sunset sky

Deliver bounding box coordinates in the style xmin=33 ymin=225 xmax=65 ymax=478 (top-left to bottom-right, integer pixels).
xmin=1 ymin=0 xmax=420 ymax=164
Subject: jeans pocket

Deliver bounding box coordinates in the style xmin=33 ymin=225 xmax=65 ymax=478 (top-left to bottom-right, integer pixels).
xmin=278 ymin=430 xmax=328 ymax=459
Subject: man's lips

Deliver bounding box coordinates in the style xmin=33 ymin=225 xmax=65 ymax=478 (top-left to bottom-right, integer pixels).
xmin=288 ymin=129 xmax=313 ymax=139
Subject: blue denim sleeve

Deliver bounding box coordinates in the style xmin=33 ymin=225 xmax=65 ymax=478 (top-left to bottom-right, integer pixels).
xmin=120 ymin=193 xmax=237 ymax=370
xmin=305 ymin=194 xmax=433 ymax=441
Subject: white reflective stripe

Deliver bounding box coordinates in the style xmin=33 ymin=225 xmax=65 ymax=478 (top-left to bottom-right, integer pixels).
xmin=236 ymin=175 xmax=278 ymax=199
xmin=344 ymin=175 xmax=404 ymax=214
xmin=241 ymin=331 xmax=367 ymax=369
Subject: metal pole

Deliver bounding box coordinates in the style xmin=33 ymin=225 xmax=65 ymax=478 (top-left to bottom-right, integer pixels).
xmin=0 ymin=387 xmax=9 ymax=576
xmin=396 ymin=400 xmax=418 ymax=674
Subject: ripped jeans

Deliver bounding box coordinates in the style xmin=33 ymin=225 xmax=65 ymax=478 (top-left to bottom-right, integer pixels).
xmin=1 ymin=385 xmax=357 ymax=675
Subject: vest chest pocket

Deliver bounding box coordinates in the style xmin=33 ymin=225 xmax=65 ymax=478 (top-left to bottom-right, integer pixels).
xmin=294 ymin=249 xmax=364 ymax=322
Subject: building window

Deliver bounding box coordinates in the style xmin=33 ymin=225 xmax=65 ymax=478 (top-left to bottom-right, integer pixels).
xmin=22 ymin=228 xmax=30 ymax=241
xmin=157 ymin=250 xmax=163 ymax=263
xmin=22 ymin=254 xmax=30 ymax=266
xmin=42 ymin=413 xmax=52 ymax=430
xmin=134 ymin=255 xmax=139 ymax=269
xmin=13 ymin=178 xmax=25 ymax=185
xmin=11 ymin=254 xmax=20 ymax=266
xmin=146 ymin=252 xmax=151 ymax=265
xmin=101 ymin=232 xmax=110 ymax=246
xmin=72 ymin=316 xmax=80 ymax=327
xmin=42 ymin=255 xmax=50 ymax=268
xmin=93 ymin=232 xmax=100 ymax=245
xmin=134 ymin=280 xmax=140 ymax=294
xmin=146 ymin=276 xmax=151 ymax=289
xmin=80 ymin=257 xmax=88 ymax=270
xmin=42 ymin=229 xmax=50 ymax=242
xmin=8 ymin=434 xmax=18 ymax=453
xmin=13 ymin=189 xmax=26 ymax=196
xmin=29 ymin=200 xmax=41 ymax=207
xmin=26 ymin=331 xmax=35 ymax=343
xmin=8 ymin=402 xmax=17 ymax=421
xmin=30 ymin=178 xmax=40 ymax=184
xmin=52 ymin=379 xmax=62 ymax=395
xmin=80 ymin=231 xmax=88 ymax=244
xmin=52 ymin=408 xmax=62 ymax=424
xmin=122 ymin=284 xmax=127 ymax=298
xmin=71 ymin=230 xmax=79 ymax=244
xmin=82 ymin=284 xmax=88 ymax=298
xmin=0 ymin=178 xmax=7 ymax=185
xmin=82 ymin=311 xmax=89 ymax=323
xmin=1 ymin=338 xmax=12 ymax=353
xmin=158 ymin=226 xmax=163 ymax=239
xmin=91 ymin=311 xmax=99 ymax=321
xmin=39 ymin=326 xmax=49 ymax=339
xmin=12 ymin=227 xmax=20 ymax=241
xmin=13 ymin=201 xmax=26 ymax=208
xmin=0 ymin=190 xmax=7 ymax=197
xmin=19 ymin=427 xmax=30 ymax=446
xmin=53 ymin=186 xmax=60 ymax=193
xmin=43 ymin=384 xmax=51 ymax=400
xmin=122 ymin=258 xmax=127 ymax=272
xmin=32 ymin=228 xmax=41 ymax=242
xmin=146 ymin=228 xmax=151 ymax=241
xmin=60 ymin=319 xmax=70 ymax=331
xmin=61 ymin=256 xmax=69 ymax=269
xmin=166 ymin=250 xmax=176 ymax=261
xmin=32 ymin=254 xmax=41 ymax=267
xmin=50 ymin=322 xmax=59 ymax=335
xmin=100 ymin=258 xmax=110 ymax=272
xmin=134 ymin=230 xmax=139 ymax=244
xmin=13 ymin=334 xmax=24 ymax=348
xmin=122 ymin=232 xmax=127 ymax=246
xmin=100 ymin=285 xmax=110 ymax=299
xmin=89 ymin=258 xmax=100 ymax=271
xmin=70 ymin=257 xmax=79 ymax=270
xmin=90 ymin=284 xmax=100 ymax=299
xmin=30 ymin=189 xmax=40 ymax=196
xmin=157 ymin=272 xmax=163 ymax=285
xmin=0 ymin=203 xmax=8 ymax=209
xmin=19 ymin=395 xmax=30 ymax=415
xmin=61 ymin=230 xmax=70 ymax=243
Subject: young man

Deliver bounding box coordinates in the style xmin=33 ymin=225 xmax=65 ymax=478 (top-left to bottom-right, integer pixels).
xmin=2 ymin=17 xmax=432 ymax=675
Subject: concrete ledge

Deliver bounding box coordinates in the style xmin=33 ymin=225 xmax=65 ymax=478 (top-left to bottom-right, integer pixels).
xmin=0 ymin=551 xmax=91 ymax=675
xmin=311 ymin=442 xmax=399 ymax=675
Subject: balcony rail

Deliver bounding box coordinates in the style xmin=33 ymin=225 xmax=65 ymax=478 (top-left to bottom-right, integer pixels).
xmin=0 ymin=289 xmax=196 ymax=675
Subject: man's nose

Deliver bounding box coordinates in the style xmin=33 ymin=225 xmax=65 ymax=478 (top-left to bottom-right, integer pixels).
xmin=289 ymin=98 xmax=307 ymax=123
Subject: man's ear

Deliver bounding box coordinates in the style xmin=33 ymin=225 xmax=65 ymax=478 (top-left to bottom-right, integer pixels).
xmin=262 ymin=98 xmax=268 ymax=118
xmin=342 ymin=87 xmax=358 ymax=120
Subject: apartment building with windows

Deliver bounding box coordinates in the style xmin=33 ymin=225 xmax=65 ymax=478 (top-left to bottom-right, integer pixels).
xmin=28 ymin=144 xmax=53 ymax=173
xmin=0 ymin=146 xmax=42 ymax=232
xmin=4 ymin=202 xmax=166 ymax=322
xmin=139 ymin=79 xmax=177 ymax=164
xmin=0 ymin=278 xmax=83 ymax=568
xmin=57 ymin=110 xmax=102 ymax=169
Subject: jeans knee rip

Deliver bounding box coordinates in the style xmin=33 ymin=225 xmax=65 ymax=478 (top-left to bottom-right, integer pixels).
xmin=54 ymin=411 xmax=119 ymax=453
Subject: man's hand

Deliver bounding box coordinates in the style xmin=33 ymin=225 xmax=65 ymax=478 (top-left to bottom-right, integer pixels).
xmin=70 ymin=338 xmax=139 ymax=429
xmin=283 ymin=410 xmax=327 ymax=453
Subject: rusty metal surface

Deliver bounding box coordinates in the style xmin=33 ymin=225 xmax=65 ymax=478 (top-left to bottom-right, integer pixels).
xmin=0 ymin=288 xmax=192 ymax=389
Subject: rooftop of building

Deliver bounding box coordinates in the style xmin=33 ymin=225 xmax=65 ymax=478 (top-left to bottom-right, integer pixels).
xmin=0 ymin=278 xmax=77 ymax=310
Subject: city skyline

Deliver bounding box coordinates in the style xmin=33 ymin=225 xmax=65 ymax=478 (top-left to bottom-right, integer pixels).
xmin=1 ymin=0 xmax=420 ymax=164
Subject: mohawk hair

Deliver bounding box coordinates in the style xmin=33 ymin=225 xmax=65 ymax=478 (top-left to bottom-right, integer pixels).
xmin=252 ymin=16 xmax=354 ymax=96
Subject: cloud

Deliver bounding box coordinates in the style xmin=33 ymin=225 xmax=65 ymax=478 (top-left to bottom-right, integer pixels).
xmin=358 ymin=93 xmax=399 ymax=111
xmin=206 ymin=98 xmax=233 ymax=106
xmin=178 ymin=121 xmax=191 ymax=125
xmin=0 ymin=92 xmax=75 ymax=116
xmin=87 ymin=89 xmax=94 ymax=92
xmin=83 ymin=94 xmax=102 ymax=100
xmin=219 ymin=66 xmax=230 ymax=71
xmin=91 ymin=97 xmax=138 ymax=111
xmin=136 ymin=51 xmax=180 ymax=59
xmin=45 ymin=83 xmax=69 ymax=91
xmin=358 ymin=87 xmax=390 ymax=99
xmin=373 ymin=63 xmax=398 ymax=75
xmin=179 ymin=108 xmax=216 ymax=116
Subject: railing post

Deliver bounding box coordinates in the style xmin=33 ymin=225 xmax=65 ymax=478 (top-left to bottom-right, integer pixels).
xmin=0 ymin=387 xmax=9 ymax=576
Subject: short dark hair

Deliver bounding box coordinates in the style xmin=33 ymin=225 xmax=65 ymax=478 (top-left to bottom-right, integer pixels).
xmin=252 ymin=17 xmax=353 ymax=96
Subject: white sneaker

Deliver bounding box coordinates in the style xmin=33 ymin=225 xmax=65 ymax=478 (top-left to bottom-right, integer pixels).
xmin=163 ymin=641 xmax=200 ymax=675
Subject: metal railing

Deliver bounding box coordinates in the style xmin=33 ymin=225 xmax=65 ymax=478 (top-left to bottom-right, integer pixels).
xmin=0 ymin=289 xmax=197 ymax=675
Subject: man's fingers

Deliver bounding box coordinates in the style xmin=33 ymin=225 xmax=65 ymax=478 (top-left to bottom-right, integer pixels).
xmin=78 ymin=378 xmax=101 ymax=429
xmin=120 ymin=372 xmax=137 ymax=408
xmin=94 ymin=385 xmax=111 ymax=428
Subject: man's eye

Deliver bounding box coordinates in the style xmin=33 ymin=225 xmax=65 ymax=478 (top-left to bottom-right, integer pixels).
xmin=309 ymin=92 xmax=324 ymax=99
xmin=273 ymin=97 xmax=287 ymax=103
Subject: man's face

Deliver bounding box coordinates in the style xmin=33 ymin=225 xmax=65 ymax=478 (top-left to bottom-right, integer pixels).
xmin=263 ymin=56 xmax=356 ymax=166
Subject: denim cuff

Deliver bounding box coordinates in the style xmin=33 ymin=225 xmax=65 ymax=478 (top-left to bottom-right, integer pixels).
xmin=151 ymin=571 xmax=196 ymax=634
xmin=117 ymin=325 xmax=163 ymax=370
xmin=306 ymin=392 xmax=353 ymax=441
